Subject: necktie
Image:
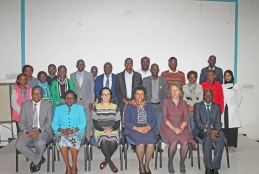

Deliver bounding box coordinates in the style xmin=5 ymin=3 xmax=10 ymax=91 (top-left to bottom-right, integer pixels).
xmin=206 ymin=104 xmax=211 ymax=128
xmin=32 ymin=104 xmax=38 ymax=129
xmin=105 ymin=75 xmax=109 ymax=88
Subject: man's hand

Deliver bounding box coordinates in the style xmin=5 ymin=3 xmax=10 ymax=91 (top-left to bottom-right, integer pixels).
xmin=89 ymin=103 xmax=93 ymax=111
xmin=26 ymin=130 xmax=40 ymax=138
xmin=211 ymin=130 xmax=219 ymax=141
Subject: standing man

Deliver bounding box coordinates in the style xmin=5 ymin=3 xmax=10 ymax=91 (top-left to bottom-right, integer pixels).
xmin=70 ymin=59 xmax=95 ymax=139
xmin=193 ymin=89 xmax=225 ymax=174
xmin=199 ymin=55 xmax=223 ymax=84
xmin=143 ymin=63 xmax=168 ymax=119
xmin=16 ymin=86 xmax=53 ymax=173
xmin=115 ymin=58 xmax=142 ymax=117
xmin=46 ymin=64 xmax=58 ymax=85
xmin=137 ymin=56 xmax=151 ymax=79
xmin=91 ymin=66 xmax=98 ymax=82
xmin=94 ymin=62 xmax=118 ymax=104
xmin=161 ymin=57 xmax=186 ymax=87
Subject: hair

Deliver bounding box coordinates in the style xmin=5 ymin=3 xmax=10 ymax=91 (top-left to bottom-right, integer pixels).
xmin=58 ymin=65 xmax=67 ymax=72
xmin=37 ymin=71 xmax=47 ymax=80
xmin=64 ymin=90 xmax=77 ymax=102
xmin=91 ymin=66 xmax=98 ymax=70
xmin=209 ymin=55 xmax=216 ymax=60
xmin=48 ymin=64 xmax=56 ymax=70
xmin=141 ymin=56 xmax=150 ymax=62
xmin=169 ymin=83 xmax=183 ymax=99
xmin=99 ymin=87 xmax=113 ymax=97
xmin=16 ymin=73 xmax=26 ymax=85
xmin=32 ymin=86 xmax=42 ymax=93
xmin=187 ymin=70 xmax=198 ymax=78
xmin=133 ymin=85 xmax=146 ymax=95
xmin=203 ymin=88 xmax=214 ymax=97
xmin=124 ymin=58 xmax=133 ymax=64
xmin=168 ymin=57 xmax=177 ymax=62
xmin=103 ymin=62 xmax=112 ymax=68
xmin=22 ymin=65 xmax=33 ymax=73
xmin=207 ymin=70 xmax=216 ymax=75
xmin=151 ymin=63 xmax=159 ymax=69
xmin=224 ymin=70 xmax=234 ymax=84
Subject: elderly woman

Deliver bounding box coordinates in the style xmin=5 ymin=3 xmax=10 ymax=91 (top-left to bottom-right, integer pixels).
xmin=124 ymin=86 xmax=157 ymax=174
xmin=51 ymin=65 xmax=76 ymax=111
xmin=52 ymin=90 xmax=87 ymax=174
xmin=160 ymin=83 xmax=192 ymax=174
xmin=222 ymin=70 xmax=242 ymax=153
xmin=93 ymin=87 xmax=120 ymax=173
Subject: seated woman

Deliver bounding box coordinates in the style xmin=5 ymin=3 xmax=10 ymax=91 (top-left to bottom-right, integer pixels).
xmin=52 ymin=65 xmax=76 ymax=111
xmin=160 ymin=83 xmax=193 ymax=174
xmin=124 ymin=86 xmax=157 ymax=174
xmin=36 ymin=71 xmax=52 ymax=102
xmin=93 ymin=87 xmax=120 ymax=173
xmin=52 ymin=90 xmax=86 ymax=174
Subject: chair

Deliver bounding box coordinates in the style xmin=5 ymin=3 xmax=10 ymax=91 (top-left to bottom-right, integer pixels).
xmin=16 ymin=139 xmax=51 ymax=173
xmin=51 ymin=136 xmax=88 ymax=172
xmin=155 ymin=112 xmax=193 ymax=168
xmin=88 ymin=123 xmax=123 ymax=172
xmin=190 ymin=116 xmax=230 ymax=169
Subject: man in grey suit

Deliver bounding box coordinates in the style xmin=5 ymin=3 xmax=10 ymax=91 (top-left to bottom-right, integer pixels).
xmin=193 ymin=89 xmax=225 ymax=174
xmin=70 ymin=59 xmax=95 ymax=139
xmin=199 ymin=55 xmax=223 ymax=84
xmin=115 ymin=58 xmax=143 ymax=117
xmin=143 ymin=63 xmax=168 ymax=119
xmin=16 ymin=86 xmax=52 ymax=173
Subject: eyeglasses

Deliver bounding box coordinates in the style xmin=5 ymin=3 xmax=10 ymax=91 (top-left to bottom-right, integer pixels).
xmin=32 ymin=92 xmax=42 ymax=95
xmin=101 ymin=94 xmax=111 ymax=97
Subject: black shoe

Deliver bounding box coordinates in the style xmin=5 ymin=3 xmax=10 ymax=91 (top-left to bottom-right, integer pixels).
xmin=30 ymin=162 xmax=34 ymax=171
xmin=31 ymin=157 xmax=46 ymax=173
xmin=168 ymin=161 xmax=175 ymax=174
xmin=213 ymin=168 xmax=219 ymax=174
xmin=179 ymin=162 xmax=186 ymax=173
xmin=205 ymin=168 xmax=212 ymax=174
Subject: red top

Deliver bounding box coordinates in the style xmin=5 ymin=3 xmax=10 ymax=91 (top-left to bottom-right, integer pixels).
xmin=201 ymin=80 xmax=224 ymax=113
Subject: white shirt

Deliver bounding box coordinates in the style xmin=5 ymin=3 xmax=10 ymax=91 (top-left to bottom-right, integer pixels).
xmin=125 ymin=71 xmax=133 ymax=99
xmin=169 ymin=69 xmax=179 ymax=73
xmin=137 ymin=69 xmax=151 ymax=79
xmin=102 ymin=73 xmax=112 ymax=89
xmin=33 ymin=100 xmax=41 ymax=129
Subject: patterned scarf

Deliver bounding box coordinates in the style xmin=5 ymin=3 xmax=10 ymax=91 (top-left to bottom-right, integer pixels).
xmin=57 ymin=78 xmax=69 ymax=98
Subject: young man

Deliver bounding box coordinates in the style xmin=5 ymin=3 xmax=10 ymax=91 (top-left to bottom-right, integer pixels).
xmin=137 ymin=56 xmax=151 ymax=79
xmin=46 ymin=64 xmax=58 ymax=85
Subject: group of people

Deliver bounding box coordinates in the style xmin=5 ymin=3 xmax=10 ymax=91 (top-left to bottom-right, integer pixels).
xmin=12 ymin=55 xmax=242 ymax=174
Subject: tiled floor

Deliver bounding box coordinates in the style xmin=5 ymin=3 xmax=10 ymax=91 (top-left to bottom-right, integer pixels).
xmin=1 ymin=134 xmax=259 ymax=174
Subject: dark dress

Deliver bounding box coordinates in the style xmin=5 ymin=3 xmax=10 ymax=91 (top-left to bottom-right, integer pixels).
xmin=124 ymin=103 xmax=157 ymax=145
xmin=160 ymin=98 xmax=192 ymax=144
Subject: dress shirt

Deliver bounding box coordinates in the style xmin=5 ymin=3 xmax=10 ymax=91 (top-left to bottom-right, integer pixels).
xmin=125 ymin=71 xmax=133 ymax=99
xmin=137 ymin=69 xmax=151 ymax=79
xmin=102 ymin=73 xmax=112 ymax=89
xmin=169 ymin=69 xmax=179 ymax=73
xmin=204 ymin=101 xmax=212 ymax=129
xmin=151 ymin=79 xmax=159 ymax=103
xmin=33 ymin=100 xmax=41 ymax=129
xmin=76 ymin=71 xmax=84 ymax=88
xmin=209 ymin=66 xmax=215 ymax=70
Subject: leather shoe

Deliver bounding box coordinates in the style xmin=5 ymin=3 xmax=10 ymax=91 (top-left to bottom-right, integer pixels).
xmin=212 ymin=168 xmax=219 ymax=174
xmin=31 ymin=157 xmax=46 ymax=173
xmin=30 ymin=162 xmax=34 ymax=171
xmin=205 ymin=168 xmax=212 ymax=174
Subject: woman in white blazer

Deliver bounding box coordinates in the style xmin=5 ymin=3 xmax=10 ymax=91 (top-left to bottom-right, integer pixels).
xmin=222 ymin=70 xmax=242 ymax=153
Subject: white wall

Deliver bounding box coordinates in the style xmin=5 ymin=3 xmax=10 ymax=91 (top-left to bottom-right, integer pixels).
xmin=0 ymin=0 xmax=258 ymax=141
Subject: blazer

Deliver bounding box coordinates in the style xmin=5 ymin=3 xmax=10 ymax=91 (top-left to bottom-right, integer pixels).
xmin=199 ymin=66 xmax=223 ymax=84
xmin=18 ymin=99 xmax=53 ymax=137
xmin=143 ymin=76 xmax=168 ymax=103
xmin=52 ymin=104 xmax=87 ymax=135
xmin=193 ymin=101 xmax=222 ymax=137
xmin=94 ymin=73 xmax=118 ymax=104
xmin=115 ymin=70 xmax=142 ymax=107
xmin=70 ymin=70 xmax=95 ymax=107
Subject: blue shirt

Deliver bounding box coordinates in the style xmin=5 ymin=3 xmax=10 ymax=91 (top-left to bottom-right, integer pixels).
xmin=76 ymin=71 xmax=84 ymax=88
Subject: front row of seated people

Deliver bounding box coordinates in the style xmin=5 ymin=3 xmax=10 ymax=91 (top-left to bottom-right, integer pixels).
xmin=15 ymin=85 xmax=225 ymax=174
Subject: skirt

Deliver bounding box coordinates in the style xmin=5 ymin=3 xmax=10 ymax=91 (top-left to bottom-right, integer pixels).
xmin=56 ymin=132 xmax=85 ymax=151
xmin=94 ymin=130 xmax=119 ymax=146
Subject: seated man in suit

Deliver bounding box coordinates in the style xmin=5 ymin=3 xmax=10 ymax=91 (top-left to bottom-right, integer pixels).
xmin=193 ymin=89 xmax=225 ymax=174
xmin=94 ymin=62 xmax=118 ymax=104
xmin=199 ymin=55 xmax=223 ymax=84
xmin=16 ymin=86 xmax=53 ymax=173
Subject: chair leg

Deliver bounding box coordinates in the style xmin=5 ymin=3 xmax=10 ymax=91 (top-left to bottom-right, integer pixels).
xmin=88 ymin=143 xmax=91 ymax=172
xmin=119 ymin=144 xmax=123 ymax=171
xmin=154 ymin=141 xmax=158 ymax=170
xmin=52 ymin=144 xmax=55 ymax=173
xmin=159 ymin=140 xmax=162 ymax=168
xmin=16 ymin=149 xmax=19 ymax=173
xmin=125 ymin=143 xmax=128 ymax=170
xmin=57 ymin=149 xmax=60 ymax=161
xmin=47 ymin=144 xmax=50 ymax=172
xmin=197 ymin=143 xmax=201 ymax=170
xmin=190 ymin=143 xmax=193 ymax=167
xmin=225 ymin=142 xmax=230 ymax=168
xmin=84 ymin=144 xmax=87 ymax=171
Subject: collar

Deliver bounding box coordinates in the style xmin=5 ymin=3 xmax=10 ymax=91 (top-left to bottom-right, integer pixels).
xmin=125 ymin=70 xmax=133 ymax=75
xmin=169 ymin=69 xmax=178 ymax=73
xmin=104 ymin=73 xmax=111 ymax=77
xmin=208 ymin=66 xmax=215 ymax=70
xmin=33 ymin=100 xmax=41 ymax=105
xmin=204 ymin=101 xmax=211 ymax=106
xmin=76 ymin=70 xmax=84 ymax=74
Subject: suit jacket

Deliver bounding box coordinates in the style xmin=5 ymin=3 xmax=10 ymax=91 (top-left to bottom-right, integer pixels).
xmin=18 ymin=99 xmax=53 ymax=137
xmin=143 ymin=76 xmax=168 ymax=103
xmin=199 ymin=66 xmax=223 ymax=84
xmin=193 ymin=101 xmax=222 ymax=137
xmin=94 ymin=73 xmax=118 ymax=104
xmin=70 ymin=70 xmax=95 ymax=107
xmin=115 ymin=70 xmax=142 ymax=107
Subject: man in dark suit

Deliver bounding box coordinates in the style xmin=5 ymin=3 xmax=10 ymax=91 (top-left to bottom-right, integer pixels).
xmin=115 ymin=58 xmax=142 ymax=116
xmin=70 ymin=59 xmax=95 ymax=139
xmin=199 ymin=55 xmax=223 ymax=84
xmin=94 ymin=62 xmax=118 ymax=104
xmin=193 ymin=89 xmax=225 ymax=174
xmin=16 ymin=86 xmax=53 ymax=173
xmin=143 ymin=63 xmax=168 ymax=119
